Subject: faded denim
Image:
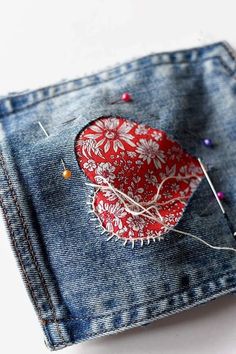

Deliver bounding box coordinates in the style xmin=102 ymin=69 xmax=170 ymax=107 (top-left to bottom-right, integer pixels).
xmin=1 ymin=42 xmax=236 ymax=350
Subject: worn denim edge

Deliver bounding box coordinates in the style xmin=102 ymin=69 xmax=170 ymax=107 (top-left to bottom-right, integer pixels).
xmin=0 ymin=41 xmax=236 ymax=117
xmin=2 ymin=140 xmax=236 ymax=350
xmin=0 ymin=148 xmax=70 ymax=347
xmin=47 ymin=270 xmax=236 ymax=350
xmin=1 ymin=41 xmax=236 ymax=349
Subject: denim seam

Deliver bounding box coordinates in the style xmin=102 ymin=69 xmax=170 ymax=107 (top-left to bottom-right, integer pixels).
xmin=0 ymin=153 xmax=67 ymax=344
xmin=221 ymin=42 xmax=236 ymax=65
xmin=1 ymin=42 xmax=236 ymax=349
xmin=42 ymin=269 xmax=236 ymax=324
xmin=0 ymin=54 xmax=234 ymax=118
xmin=51 ymin=278 xmax=236 ymax=350
xmin=1 ymin=149 xmax=235 ymax=349
xmin=0 ymin=194 xmax=42 ymax=316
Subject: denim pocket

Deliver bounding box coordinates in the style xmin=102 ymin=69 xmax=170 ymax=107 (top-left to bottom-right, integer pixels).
xmin=1 ymin=42 xmax=236 ymax=350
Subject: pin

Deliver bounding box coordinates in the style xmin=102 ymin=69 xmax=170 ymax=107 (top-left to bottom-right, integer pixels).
xmin=202 ymin=138 xmax=213 ymax=148
xmin=217 ymin=191 xmax=225 ymax=200
xmin=183 ymin=129 xmax=214 ymax=148
xmin=111 ymin=92 xmax=133 ymax=104
xmin=198 ymin=158 xmax=235 ymax=237
xmin=38 ymin=121 xmax=72 ymax=180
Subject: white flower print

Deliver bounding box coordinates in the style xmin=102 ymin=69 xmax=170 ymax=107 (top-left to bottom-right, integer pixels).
xmin=145 ymin=170 xmax=158 ymax=185
xmin=132 ymin=176 xmax=141 ymax=184
xmin=170 ymin=183 xmax=180 ymax=193
xmin=189 ymin=178 xmax=199 ymax=193
xmin=136 ymin=139 xmax=165 ymax=169
xmin=159 ymin=165 xmax=176 ymax=180
xmin=83 ymin=159 xmax=96 ymax=171
xmin=127 ymin=151 xmax=137 ymax=158
xmin=126 ymin=176 xmax=144 ymax=203
xmin=128 ymin=229 xmax=135 ymax=238
xmin=76 ymin=138 xmax=103 ymax=159
xmin=162 ymin=190 xmax=173 ymax=199
xmin=151 ymin=130 xmax=163 ymax=141
xmin=167 ymin=145 xmax=183 ymax=161
xmin=76 ymin=117 xmax=204 ymax=243
xmin=127 ymin=215 xmax=145 ymax=231
xmin=95 ymin=162 xmax=116 ymax=184
xmin=116 ymin=173 xmax=129 ymax=185
xmin=97 ymin=201 xmax=114 ymax=233
xmin=116 ymin=226 xmax=128 ymax=237
xmin=103 ymin=190 xmax=117 ymax=201
xmin=146 ymin=229 xmax=164 ymax=241
xmin=97 ymin=200 xmax=105 ymax=214
xmin=135 ymin=124 xmax=148 ymax=135
xmin=109 ymin=202 xmax=127 ymax=229
xmin=84 ymin=118 xmax=136 ymax=153
xmin=187 ymin=162 xmax=202 ymax=175
xmin=97 ymin=200 xmax=127 ymax=230
xmin=179 ymin=165 xmax=188 ymax=176
xmin=164 ymin=213 xmax=177 ymax=225
xmin=179 ymin=188 xmax=190 ymax=197
xmin=105 ymin=216 xmax=114 ymax=233
xmin=127 ymin=186 xmax=143 ymax=203
xmin=136 ymin=160 xmax=144 ymax=166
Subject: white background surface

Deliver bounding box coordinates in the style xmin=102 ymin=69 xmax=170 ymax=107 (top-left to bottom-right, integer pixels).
xmin=1 ymin=1 xmax=236 ymax=353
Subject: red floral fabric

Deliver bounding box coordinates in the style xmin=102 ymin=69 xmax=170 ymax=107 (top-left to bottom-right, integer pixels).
xmin=75 ymin=117 xmax=203 ymax=244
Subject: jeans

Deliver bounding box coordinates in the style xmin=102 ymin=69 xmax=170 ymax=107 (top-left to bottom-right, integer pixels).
xmin=1 ymin=41 xmax=236 ymax=350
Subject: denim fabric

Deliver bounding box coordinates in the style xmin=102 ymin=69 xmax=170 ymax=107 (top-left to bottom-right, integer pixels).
xmin=1 ymin=42 xmax=236 ymax=350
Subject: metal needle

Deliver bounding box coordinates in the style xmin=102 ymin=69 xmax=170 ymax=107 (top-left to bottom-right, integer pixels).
xmin=38 ymin=121 xmax=71 ymax=179
xmin=198 ymin=158 xmax=236 ymax=237
xmin=38 ymin=121 xmax=49 ymax=138
xmin=198 ymin=158 xmax=225 ymax=214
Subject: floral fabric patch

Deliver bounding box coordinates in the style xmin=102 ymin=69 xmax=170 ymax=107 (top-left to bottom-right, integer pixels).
xmin=75 ymin=117 xmax=203 ymax=246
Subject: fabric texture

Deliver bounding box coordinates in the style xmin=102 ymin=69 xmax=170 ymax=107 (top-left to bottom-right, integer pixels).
xmin=1 ymin=42 xmax=236 ymax=350
xmin=75 ymin=116 xmax=203 ymax=244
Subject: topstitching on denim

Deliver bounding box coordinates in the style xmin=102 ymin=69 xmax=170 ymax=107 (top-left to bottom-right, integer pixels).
xmin=1 ymin=42 xmax=236 ymax=350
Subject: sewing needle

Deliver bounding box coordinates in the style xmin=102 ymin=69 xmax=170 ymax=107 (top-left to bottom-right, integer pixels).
xmin=198 ymin=158 xmax=236 ymax=237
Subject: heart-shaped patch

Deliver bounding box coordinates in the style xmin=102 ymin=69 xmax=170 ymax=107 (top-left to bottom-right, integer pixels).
xmin=75 ymin=117 xmax=203 ymax=246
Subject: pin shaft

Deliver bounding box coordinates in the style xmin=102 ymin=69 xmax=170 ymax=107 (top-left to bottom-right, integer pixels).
xmin=38 ymin=121 xmax=49 ymax=137
xmin=198 ymin=158 xmax=225 ymax=215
